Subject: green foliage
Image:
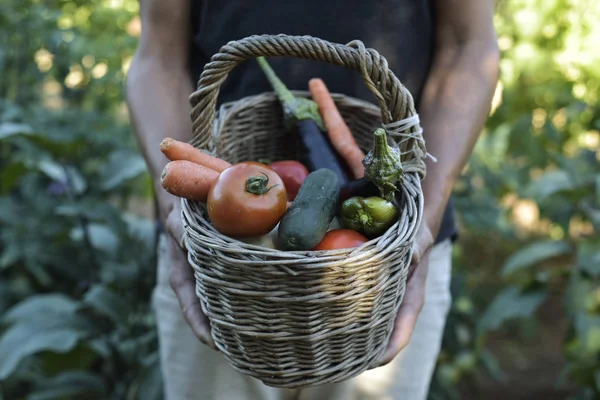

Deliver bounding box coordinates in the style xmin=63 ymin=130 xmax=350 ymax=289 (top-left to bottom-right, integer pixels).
xmin=430 ymin=0 xmax=600 ymax=398
xmin=0 ymin=0 xmax=159 ymax=398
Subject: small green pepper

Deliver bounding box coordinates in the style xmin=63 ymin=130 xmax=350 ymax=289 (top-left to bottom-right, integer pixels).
xmin=341 ymin=196 xmax=399 ymax=238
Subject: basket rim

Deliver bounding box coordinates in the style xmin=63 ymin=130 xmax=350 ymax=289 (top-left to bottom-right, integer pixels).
xmin=181 ymin=176 xmax=422 ymax=264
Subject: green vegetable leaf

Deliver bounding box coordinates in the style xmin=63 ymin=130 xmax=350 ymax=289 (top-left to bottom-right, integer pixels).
xmin=0 ymin=122 xmax=33 ymax=139
xmin=574 ymin=313 xmax=600 ymax=353
xmin=41 ymin=345 xmax=99 ymax=376
xmin=135 ymin=353 xmax=163 ymax=400
xmin=0 ymin=162 xmax=27 ymax=193
xmin=480 ymin=349 xmax=507 ymax=382
xmin=478 ymin=287 xmax=547 ymax=333
xmin=81 ymin=285 xmax=129 ymax=324
xmin=564 ymin=273 xmax=595 ymax=316
xmin=0 ymin=311 xmax=92 ymax=379
xmin=581 ymin=201 xmax=600 ymax=227
xmin=37 ymin=159 xmax=66 ymax=182
xmin=100 ymin=261 xmax=140 ymax=287
xmin=56 ymin=200 xmax=128 ymax=235
xmin=28 ymin=371 xmax=106 ymax=400
xmin=69 ymin=223 xmax=119 ymax=253
xmin=2 ymin=294 xmax=78 ymax=324
xmin=0 ymin=244 xmax=20 ymax=269
xmin=525 ymin=170 xmax=575 ymax=201
xmin=577 ymin=239 xmax=600 ymax=276
xmin=65 ymin=166 xmax=87 ymax=195
xmin=502 ymin=240 xmax=572 ymax=276
xmin=99 ymin=151 xmax=147 ymax=191
xmin=123 ymin=213 xmax=156 ymax=247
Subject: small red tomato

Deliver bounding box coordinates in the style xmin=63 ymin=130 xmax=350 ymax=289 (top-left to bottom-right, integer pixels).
xmin=207 ymin=162 xmax=288 ymax=237
xmin=268 ymin=160 xmax=309 ymax=201
xmin=312 ymin=229 xmax=369 ymax=251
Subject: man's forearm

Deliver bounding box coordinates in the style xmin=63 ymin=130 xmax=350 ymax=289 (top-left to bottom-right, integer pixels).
xmin=126 ymin=58 xmax=195 ymax=216
xmin=418 ymin=40 xmax=500 ymax=236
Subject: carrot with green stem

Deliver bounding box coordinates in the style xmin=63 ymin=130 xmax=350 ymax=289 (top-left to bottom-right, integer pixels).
xmin=160 ymin=137 xmax=231 ymax=172
xmin=308 ymin=78 xmax=366 ymax=179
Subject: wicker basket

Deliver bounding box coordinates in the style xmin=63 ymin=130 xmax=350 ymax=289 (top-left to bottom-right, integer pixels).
xmin=181 ymin=34 xmax=427 ymax=389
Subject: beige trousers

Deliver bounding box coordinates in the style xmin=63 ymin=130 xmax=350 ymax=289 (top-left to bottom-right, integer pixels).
xmin=153 ymin=237 xmax=452 ymax=400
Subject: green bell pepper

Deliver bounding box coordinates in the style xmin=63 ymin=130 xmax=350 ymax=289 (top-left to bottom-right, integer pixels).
xmin=341 ymin=196 xmax=399 ymax=238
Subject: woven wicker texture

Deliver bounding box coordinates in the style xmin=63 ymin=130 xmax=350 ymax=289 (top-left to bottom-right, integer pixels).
xmin=183 ymin=34 xmax=427 ymax=389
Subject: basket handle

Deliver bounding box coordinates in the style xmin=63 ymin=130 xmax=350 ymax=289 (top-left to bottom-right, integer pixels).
xmin=188 ymin=34 xmax=426 ymax=174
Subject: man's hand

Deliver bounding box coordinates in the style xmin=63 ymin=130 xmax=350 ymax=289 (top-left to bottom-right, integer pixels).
xmin=375 ymin=222 xmax=435 ymax=367
xmin=163 ymin=198 xmax=217 ymax=350
xmin=374 ymin=0 xmax=499 ymax=368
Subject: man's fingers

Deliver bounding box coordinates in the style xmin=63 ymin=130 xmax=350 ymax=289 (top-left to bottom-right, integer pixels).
xmin=167 ymin=236 xmax=217 ymax=350
xmin=377 ymin=301 xmax=421 ymax=366
xmin=376 ymin=254 xmax=429 ymax=367
xmin=409 ymin=223 xmax=435 ymax=278
xmin=165 ymin=202 xmax=185 ymax=248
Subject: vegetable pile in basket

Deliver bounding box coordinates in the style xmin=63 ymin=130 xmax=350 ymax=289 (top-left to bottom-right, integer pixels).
xmin=160 ymin=58 xmax=405 ymax=251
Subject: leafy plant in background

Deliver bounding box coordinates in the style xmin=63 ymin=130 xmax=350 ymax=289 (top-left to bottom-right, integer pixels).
xmin=0 ymin=100 xmax=158 ymax=400
xmin=429 ymin=0 xmax=600 ymax=398
xmin=0 ymin=0 xmax=162 ymax=398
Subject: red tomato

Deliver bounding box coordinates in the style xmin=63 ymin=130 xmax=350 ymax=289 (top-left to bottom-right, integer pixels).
xmin=312 ymin=229 xmax=369 ymax=251
xmin=207 ymin=162 xmax=288 ymax=237
xmin=268 ymin=160 xmax=309 ymax=201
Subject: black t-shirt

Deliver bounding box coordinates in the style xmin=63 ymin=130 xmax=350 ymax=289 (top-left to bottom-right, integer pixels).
xmin=188 ymin=0 xmax=457 ymax=244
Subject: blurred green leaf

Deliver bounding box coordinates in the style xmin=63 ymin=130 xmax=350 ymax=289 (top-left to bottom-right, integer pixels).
xmin=99 ymin=151 xmax=147 ymax=191
xmin=577 ymin=240 xmax=600 ymax=276
xmin=575 ymin=314 xmax=600 ymax=353
xmin=0 ymin=0 xmax=158 ymax=397
xmin=69 ymin=223 xmax=119 ymax=253
xmin=0 ymin=310 xmax=92 ymax=379
xmin=81 ymin=285 xmax=129 ymax=324
xmin=41 ymin=345 xmax=99 ymax=376
xmin=2 ymin=294 xmax=78 ymax=324
xmin=525 ymin=170 xmax=575 ymax=200
xmin=123 ymin=213 xmax=156 ymax=247
xmin=100 ymin=261 xmax=140 ymax=287
xmin=480 ymin=349 xmax=507 ymax=382
xmin=0 ymin=162 xmax=27 ymax=193
xmin=478 ymin=287 xmax=547 ymax=333
xmin=0 ymin=244 xmax=20 ymax=269
xmin=135 ymin=353 xmax=162 ymax=400
xmin=502 ymin=240 xmax=572 ymax=276
xmin=28 ymin=371 xmax=105 ymax=400
xmin=56 ymin=200 xmax=127 ymax=234
xmin=36 ymin=159 xmax=66 ymax=182
xmin=565 ymin=273 xmax=595 ymax=316
xmin=65 ymin=166 xmax=87 ymax=195
xmin=0 ymin=122 xmax=33 ymax=139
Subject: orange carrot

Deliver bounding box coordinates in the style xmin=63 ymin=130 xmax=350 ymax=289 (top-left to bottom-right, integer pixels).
xmin=160 ymin=137 xmax=231 ymax=173
xmin=308 ymin=78 xmax=366 ymax=179
xmin=160 ymin=160 xmax=219 ymax=202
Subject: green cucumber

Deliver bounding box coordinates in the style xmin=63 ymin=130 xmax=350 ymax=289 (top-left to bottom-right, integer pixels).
xmin=278 ymin=168 xmax=341 ymax=251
